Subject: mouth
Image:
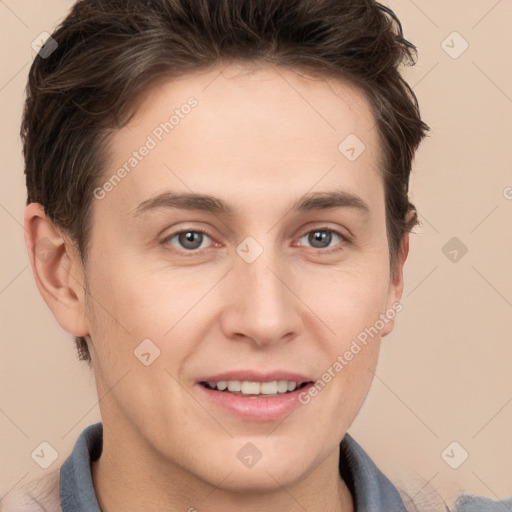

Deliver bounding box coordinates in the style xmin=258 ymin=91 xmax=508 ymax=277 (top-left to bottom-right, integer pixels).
xmin=199 ymin=380 xmax=311 ymax=398
xmin=196 ymin=374 xmax=315 ymax=421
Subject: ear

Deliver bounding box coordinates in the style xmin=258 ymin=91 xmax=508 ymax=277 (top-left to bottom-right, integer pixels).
xmin=380 ymin=231 xmax=410 ymax=338
xmin=24 ymin=203 xmax=89 ymax=337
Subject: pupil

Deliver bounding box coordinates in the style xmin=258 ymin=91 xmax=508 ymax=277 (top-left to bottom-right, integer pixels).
xmin=310 ymin=230 xmax=330 ymax=248
xmin=180 ymin=231 xmax=202 ymax=249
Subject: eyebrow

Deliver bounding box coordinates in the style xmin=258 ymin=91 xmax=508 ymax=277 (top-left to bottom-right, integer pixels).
xmin=131 ymin=189 xmax=372 ymax=219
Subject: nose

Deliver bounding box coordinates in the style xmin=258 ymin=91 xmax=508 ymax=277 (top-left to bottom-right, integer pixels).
xmin=219 ymin=245 xmax=303 ymax=348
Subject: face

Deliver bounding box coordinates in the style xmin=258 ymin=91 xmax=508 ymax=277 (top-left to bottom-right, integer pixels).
xmin=76 ymin=63 xmax=405 ymax=492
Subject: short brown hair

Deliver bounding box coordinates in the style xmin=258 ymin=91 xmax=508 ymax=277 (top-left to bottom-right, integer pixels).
xmin=21 ymin=0 xmax=429 ymax=363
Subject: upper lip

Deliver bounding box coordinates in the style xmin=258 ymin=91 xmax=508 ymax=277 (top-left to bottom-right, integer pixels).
xmin=197 ymin=370 xmax=314 ymax=384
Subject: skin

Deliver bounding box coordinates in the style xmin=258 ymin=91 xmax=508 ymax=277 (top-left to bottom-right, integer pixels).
xmin=24 ymin=61 xmax=409 ymax=512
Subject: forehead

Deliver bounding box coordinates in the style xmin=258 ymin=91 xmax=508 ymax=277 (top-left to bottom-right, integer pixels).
xmin=99 ymin=62 xmax=383 ymax=217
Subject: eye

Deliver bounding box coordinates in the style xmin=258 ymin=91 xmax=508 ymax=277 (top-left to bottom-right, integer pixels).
xmin=297 ymin=228 xmax=347 ymax=253
xmin=161 ymin=227 xmax=348 ymax=256
xmin=163 ymin=229 xmax=214 ymax=252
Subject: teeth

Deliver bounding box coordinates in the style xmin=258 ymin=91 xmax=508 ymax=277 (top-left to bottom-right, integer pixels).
xmin=241 ymin=381 xmax=260 ymax=394
xmin=205 ymin=380 xmax=302 ymax=395
xmin=260 ymin=381 xmax=277 ymax=394
xmin=287 ymin=381 xmax=297 ymax=392
xmin=227 ymin=381 xmax=241 ymax=392
xmin=277 ymin=380 xmax=288 ymax=393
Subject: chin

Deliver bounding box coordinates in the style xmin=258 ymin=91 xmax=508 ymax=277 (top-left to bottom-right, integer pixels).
xmin=205 ymin=463 xmax=307 ymax=493
xmin=192 ymin=441 xmax=319 ymax=492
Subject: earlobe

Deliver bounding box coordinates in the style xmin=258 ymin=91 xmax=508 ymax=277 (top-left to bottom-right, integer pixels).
xmin=393 ymin=232 xmax=410 ymax=297
xmin=381 ymin=232 xmax=410 ymax=338
xmin=24 ymin=203 xmax=89 ymax=337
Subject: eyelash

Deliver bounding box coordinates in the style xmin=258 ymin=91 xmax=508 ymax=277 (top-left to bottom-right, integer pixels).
xmin=162 ymin=227 xmax=349 ymax=256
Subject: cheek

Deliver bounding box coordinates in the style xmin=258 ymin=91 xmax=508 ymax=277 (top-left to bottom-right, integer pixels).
xmin=303 ymin=263 xmax=390 ymax=337
xmin=85 ymin=252 xmax=182 ymax=335
xmin=300 ymin=264 xmax=388 ymax=408
xmin=84 ymin=253 xmax=217 ymax=394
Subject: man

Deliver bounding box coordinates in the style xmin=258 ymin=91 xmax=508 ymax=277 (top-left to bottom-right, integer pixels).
xmin=4 ymin=0 xmax=510 ymax=511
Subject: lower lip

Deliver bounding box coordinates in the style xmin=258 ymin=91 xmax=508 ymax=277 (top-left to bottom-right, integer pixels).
xmin=196 ymin=383 xmax=313 ymax=422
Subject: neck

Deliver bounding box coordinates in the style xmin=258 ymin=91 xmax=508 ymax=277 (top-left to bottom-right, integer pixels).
xmin=91 ymin=422 xmax=354 ymax=512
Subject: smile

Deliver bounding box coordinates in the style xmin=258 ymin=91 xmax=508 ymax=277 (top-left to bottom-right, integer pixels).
xmin=200 ymin=380 xmax=310 ymax=397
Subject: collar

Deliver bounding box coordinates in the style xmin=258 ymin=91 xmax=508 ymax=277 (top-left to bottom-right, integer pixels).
xmin=60 ymin=421 xmax=409 ymax=512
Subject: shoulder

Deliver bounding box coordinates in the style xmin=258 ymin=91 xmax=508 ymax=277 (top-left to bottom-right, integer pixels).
xmin=452 ymin=493 xmax=512 ymax=512
xmin=0 ymin=469 xmax=61 ymax=512
xmin=392 ymin=470 xmax=511 ymax=512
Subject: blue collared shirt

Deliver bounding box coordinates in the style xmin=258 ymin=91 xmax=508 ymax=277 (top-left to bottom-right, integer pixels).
xmin=56 ymin=422 xmax=511 ymax=512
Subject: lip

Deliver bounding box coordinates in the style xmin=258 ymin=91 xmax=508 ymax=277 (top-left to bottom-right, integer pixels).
xmin=195 ymin=370 xmax=315 ymax=422
xmin=196 ymin=370 xmax=313 ymax=384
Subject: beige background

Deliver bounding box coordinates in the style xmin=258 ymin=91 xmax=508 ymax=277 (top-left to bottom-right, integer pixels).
xmin=1 ymin=0 xmax=511 ymax=507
